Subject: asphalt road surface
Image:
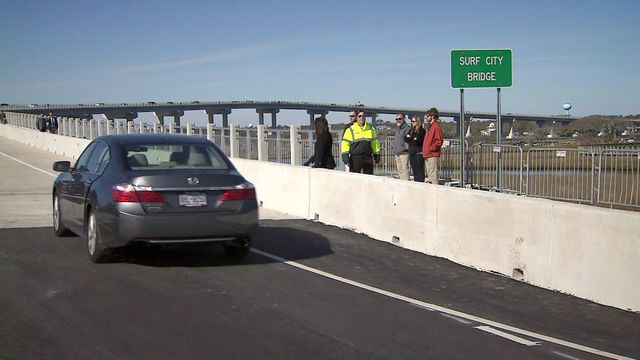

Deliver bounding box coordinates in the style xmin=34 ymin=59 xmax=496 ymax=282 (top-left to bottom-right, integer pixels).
xmin=0 ymin=136 xmax=639 ymax=359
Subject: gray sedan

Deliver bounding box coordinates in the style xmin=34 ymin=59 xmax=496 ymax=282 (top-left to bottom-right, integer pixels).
xmin=52 ymin=134 xmax=259 ymax=263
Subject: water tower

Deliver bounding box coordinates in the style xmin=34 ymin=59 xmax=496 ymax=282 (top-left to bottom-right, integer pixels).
xmin=563 ymin=103 xmax=572 ymax=116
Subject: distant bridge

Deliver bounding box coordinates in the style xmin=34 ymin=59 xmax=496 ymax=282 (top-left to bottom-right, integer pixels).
xmin=0 ymin=101 xmax=577 ymax=133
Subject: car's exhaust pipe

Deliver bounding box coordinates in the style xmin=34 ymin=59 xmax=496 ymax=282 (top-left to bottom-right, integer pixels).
xmin=236 ymin=238 xmax=250 ymax=247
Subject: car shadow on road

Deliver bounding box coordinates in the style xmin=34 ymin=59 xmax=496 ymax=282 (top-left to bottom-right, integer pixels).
xmin=109 ymin=221 xmax=334 ymax=267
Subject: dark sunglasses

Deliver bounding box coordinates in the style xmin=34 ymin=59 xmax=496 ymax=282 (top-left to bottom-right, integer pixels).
xmin=357 ymin=115 xmax=364 ymax=118
xmin=349 ymin=114 xmax=356 ymax=117
xmin=396 ymin=118 xmax=403 ymax=120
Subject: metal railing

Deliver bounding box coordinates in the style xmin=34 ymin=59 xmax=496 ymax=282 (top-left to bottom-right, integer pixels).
xmin=525 ymin=148 xmax=596 ymax=204
xmin=2 ymin=112 xmax=638 ymax=210
xmin=467 ymin=144 xmax=523 ymax=194
xmin=598 ymin=149 xmax=640 ymax=208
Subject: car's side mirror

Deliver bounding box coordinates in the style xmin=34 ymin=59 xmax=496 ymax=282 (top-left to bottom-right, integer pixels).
xmin=52 ymin=161 xmax=71 ymax=172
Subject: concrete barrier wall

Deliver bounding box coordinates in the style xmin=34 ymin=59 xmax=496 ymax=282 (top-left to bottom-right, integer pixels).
xmin=0 ymin=124 xmax=89 ymax=159
xmin=2 ymin=124 xmax=639 ymax=311
xmin=232 ymin=160 xmax=311 ymax=218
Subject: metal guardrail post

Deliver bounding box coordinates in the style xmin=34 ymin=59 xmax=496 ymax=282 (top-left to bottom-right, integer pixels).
xmin=206 ymin=123 xmax=213 ymax=141
xmin=518 ymin=146 xmax=524 ymax=194
xmin=524 ymin=152 xmax=530 ymax=196
xmin=245 ymin=130 xmax=251 ymax=158
xmin=257 ymin=125 xmax=267 ymax=161
xmin=89 ymin=120 xmax=94 ymax=140
xmin=275 ymin=130 xmax=282 ymax=163
xmin=186 ymin=123 xmax=193 ymax=135
xmin=220 ymin=127 xmax=226 ymax=153
xmin=229 ymin=124 xmax=238 ymax=158
xmin=290 ymin=125 xmax=301 ymax=166
xmin=593 ymin=152 xmax=599 ymax=205
xmin=459 ymin=89 xmax=466 ymax=186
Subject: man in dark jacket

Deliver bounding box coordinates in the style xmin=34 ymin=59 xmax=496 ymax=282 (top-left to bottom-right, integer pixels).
xmin=48 ymin=112 xmax=58 ymax=134
xmin=36 ymin=114 xmax=47 ymax=132
xmin=393 ymin=113 xmax=410 ymax=180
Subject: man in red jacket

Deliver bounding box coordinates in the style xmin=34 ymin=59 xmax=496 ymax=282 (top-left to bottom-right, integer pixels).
xmin=422 ymin=107 xmax=443 ymax=185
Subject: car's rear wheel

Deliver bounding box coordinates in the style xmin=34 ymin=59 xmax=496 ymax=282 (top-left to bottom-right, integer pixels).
xmin=86 ymin=210 xmax=109 ymax=263
xmin=223 ymin=238 xmax=251 ymax=258
xmin=53 ymin=194 xmax=72 ymax=236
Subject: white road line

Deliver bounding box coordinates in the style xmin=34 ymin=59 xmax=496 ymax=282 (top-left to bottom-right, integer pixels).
xmin=251 ymin=248 xmax=635 ymax=360
xmin=440 ymin=313 xmax=473 ymax=325
xmin=0 ymin=151 xmax=57 ymax=178
xmin=408 ymin=302 xmax=436 ymax=312
xmin=475 ymin=325 xmax=541 ymax=346
xmin=551 ymin=350 xmax=585 ymax=360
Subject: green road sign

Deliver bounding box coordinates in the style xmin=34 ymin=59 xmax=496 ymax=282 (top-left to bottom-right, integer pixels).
xmin=451 ymin=49 xmax=512 ymax=88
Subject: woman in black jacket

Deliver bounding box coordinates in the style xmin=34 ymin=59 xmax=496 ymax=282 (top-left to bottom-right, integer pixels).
xmin=312 ymin=116 xmax=336 ymax=169
xmin=405 ymin=115 xmax=426 ymax=182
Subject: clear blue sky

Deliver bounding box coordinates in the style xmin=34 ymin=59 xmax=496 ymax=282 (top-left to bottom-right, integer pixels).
xmin=1 ymin=0 xmax=638 ymax=125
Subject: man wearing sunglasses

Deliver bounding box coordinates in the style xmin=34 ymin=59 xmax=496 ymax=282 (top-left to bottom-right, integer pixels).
xmin=392 ymin=113 xmax=411 ymax=180
xmin=340 ymin=110 xmax=359 ymax=171
xmin=341 ymin=111 xmax=381 ymax=174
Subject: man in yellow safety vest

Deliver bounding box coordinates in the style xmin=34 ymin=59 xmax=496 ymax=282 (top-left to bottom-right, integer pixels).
xmin=341 ymin=111 xmax=381 ymax=175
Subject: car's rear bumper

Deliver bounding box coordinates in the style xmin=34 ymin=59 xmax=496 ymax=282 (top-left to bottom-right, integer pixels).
xmin=98 ymin=206 xmax=258 ymax=248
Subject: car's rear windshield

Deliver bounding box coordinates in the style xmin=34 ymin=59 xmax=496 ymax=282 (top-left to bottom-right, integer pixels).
xmin=124 ymin=143 xmax=230 ymax=170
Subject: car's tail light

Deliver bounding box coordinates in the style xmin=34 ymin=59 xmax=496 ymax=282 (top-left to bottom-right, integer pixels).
xmin=220 ymin=188 xmax=256 ymax=201
xmin=112 ymin=184 xmax=164 ymax=203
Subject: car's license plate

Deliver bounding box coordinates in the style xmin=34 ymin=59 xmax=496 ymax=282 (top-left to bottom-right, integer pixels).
xmin=179 ymin=192 xmax=207 ymax=207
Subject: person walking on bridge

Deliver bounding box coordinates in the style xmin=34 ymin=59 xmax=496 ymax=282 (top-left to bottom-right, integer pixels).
xmin=341 ymin=111 xmax=381 ymax=175
xmin=422 ymin=108 xmax=443 ymax=185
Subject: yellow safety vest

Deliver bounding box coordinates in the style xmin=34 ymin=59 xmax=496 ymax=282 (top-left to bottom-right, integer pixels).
xmin=341 ymin=123 xmax=381 ymax=156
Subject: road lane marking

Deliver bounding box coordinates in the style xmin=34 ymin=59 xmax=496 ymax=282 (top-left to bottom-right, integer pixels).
xmin=551 ymin=350 xmax=585 ymax=360
xmin=0 ymin=151 xmax=57 ymax=178
xmin=408 ymin=302 xmax=436 ymax=311
xmin=440 ymin=313 xmax=473 ymax=325
xmin=251 ymin=248 xmax=634 ymax=360
xmin=475 ymin=325 xmax=541 ymax=346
